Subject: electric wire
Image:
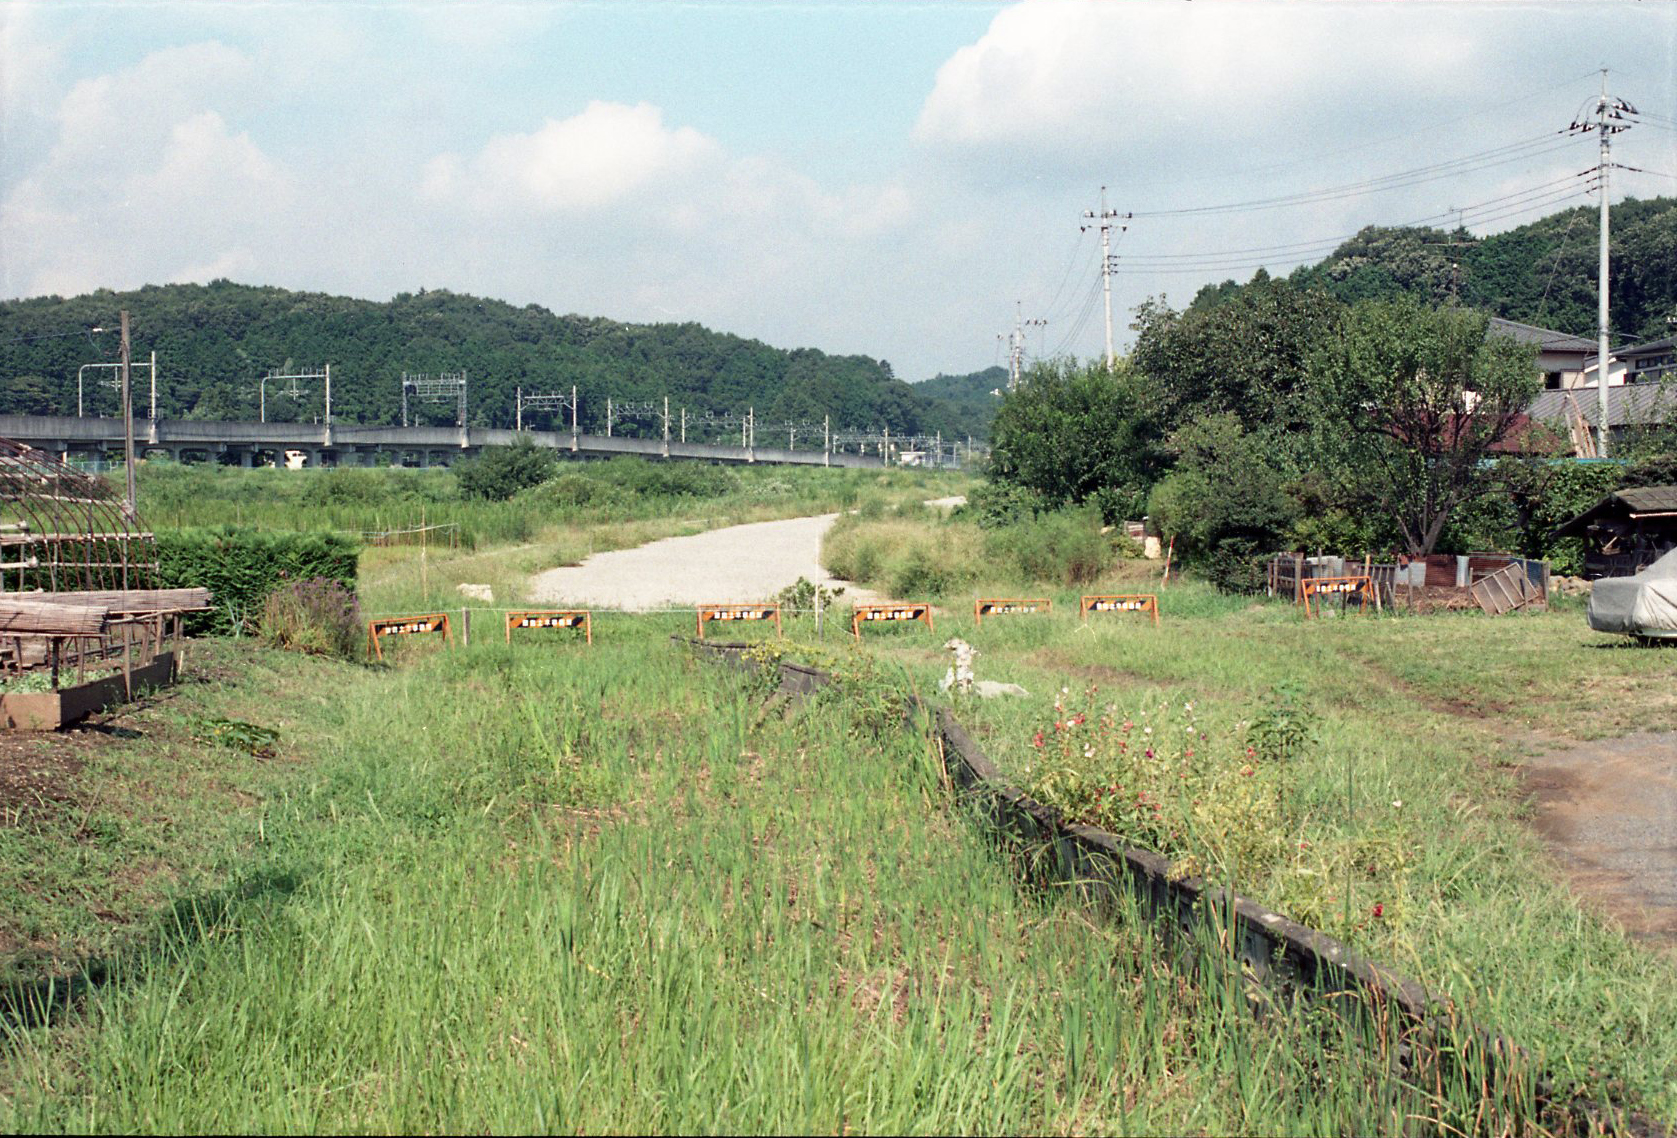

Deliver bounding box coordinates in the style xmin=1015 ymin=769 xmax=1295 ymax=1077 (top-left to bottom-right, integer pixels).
xmin=1109 ymin=69 xmax=1603 ymax=195
xmin=1127 ymin=131 xmax=1580 ymax=219
xmin=1113 ymin=171 xmax=1594 ymax=266
xmin=1113 ymin=181 xmax=1597 ymax=275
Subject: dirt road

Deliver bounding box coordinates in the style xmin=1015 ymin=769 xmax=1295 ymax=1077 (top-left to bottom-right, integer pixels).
xmin=526 ymin=512 xmax=873 ymax=611
xmin=1522 ymin=732 xmax=1677 ymax=947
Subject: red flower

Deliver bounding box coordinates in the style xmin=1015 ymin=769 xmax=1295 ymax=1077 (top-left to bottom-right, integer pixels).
xmin=1032 ymin=732 xmax=1045 ymax=748
xmin=1371 ymin=902 xmax=1384 ymax=919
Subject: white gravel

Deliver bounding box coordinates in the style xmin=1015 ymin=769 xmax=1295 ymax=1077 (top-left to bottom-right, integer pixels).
xmin=526 ymin=512 xmax=875 ymax=612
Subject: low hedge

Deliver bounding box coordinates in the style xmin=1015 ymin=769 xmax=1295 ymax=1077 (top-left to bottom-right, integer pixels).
xmin=155 ymin=527 xmax=359 ymax=635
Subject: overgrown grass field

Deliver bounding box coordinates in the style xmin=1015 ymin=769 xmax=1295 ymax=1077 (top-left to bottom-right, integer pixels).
xmin=828 ymin=569 xmax=1677 ymax=1119
xmin=0 ymin=626 xmax=1538 ymax=1133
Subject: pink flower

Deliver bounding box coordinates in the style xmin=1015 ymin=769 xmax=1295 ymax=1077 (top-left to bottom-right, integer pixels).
xmin=1032 ymin=732 xmax=1045 ymax=749
xmin=1371 ymin=903 xmax=1384 ymax=919
xmin=1240 ymin=766 xmax=1254 ymax=777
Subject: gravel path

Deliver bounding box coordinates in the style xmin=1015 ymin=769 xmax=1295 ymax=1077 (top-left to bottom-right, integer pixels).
xmin=527 ymin=512 xmax=874 ymax=612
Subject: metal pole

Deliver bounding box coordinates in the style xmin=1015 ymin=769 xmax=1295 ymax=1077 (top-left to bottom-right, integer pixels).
xmin=1597 ymin=69 xmax=1613 ymax=458
xmin=681 ymin=407 xmax=686 ymax=443
xmin=571 ymin=385 xmax=578 ymax=451
xmin=607 ymin=397 xmax=613 ymax=438
xmin=824 ymin=415 xmax=830 ymax=467
xmin=120 ymin=310 xmax=135 ymax=514
xmin=149 ymin=350 xmax=157 ymax=422
xmin=261 ymin=374 xmax=268 ymax=423
xmin=77 ymin=364 xmax=90 ymax=417
xmin=325 ymin=363 xmax=332 ymax=426
xmin=516 ymin=387 xmax=522 ymax=432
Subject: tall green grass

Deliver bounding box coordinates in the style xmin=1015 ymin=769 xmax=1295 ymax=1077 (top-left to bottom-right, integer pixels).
xmin=0 ymin=626 xmax=1552 ymax=1133
xmin=138 ymin=459 xmax=968 ymax=547
xmin=846 ymin=583 xmax=1677 ymax=1119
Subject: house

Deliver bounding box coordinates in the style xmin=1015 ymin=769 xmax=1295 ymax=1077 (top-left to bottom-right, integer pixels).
xmin=1550 ymin=485 xmax=1677 ymax=579
xmin=1515 ymin=326 xmax=1677 ymax=454
xmin=1488 ymin=317 xmax=1599 ymax=390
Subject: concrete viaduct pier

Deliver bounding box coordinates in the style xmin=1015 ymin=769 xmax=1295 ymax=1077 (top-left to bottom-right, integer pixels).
xmin=0 ymin=414 xmax=886 ymax=470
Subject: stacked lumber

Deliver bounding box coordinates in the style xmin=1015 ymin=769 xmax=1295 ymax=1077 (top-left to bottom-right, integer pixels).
xmin=20 ymin=588 xmax=212 ymax=614
xmin=0 ymin=599 xmax=109 ymax=636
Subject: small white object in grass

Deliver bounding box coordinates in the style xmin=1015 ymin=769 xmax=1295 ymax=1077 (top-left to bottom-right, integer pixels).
xmin=940 ymin=637 xmax=977 ymax=694
xmin=939 ymin=637 xmax=1027 ymax=698
xmin=457 ymin=583 xmax=494 ymax=602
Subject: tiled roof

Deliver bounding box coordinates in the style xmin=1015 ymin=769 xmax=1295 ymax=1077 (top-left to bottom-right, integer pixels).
xmin=1487 ymin=316 xmax=1598 ymax=354
xmin=1527 ymin=383 xmax=1677 ymax=428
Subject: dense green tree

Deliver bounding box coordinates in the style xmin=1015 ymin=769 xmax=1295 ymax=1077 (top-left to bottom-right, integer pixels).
xmin=987 ymin=359 xmax=1164 ymax=520
xmin=1306 ymin=298 xmax=1540 ymax=556
xmin=453 ymin=438 xmax=556 ymax=501
xmin=1146 ymin=414 xmax=1300 ymax=591
xmin=0 ymin=282 xmax=969 ymax=437
xmin=1188 ymin=197 xmax=1677 ymax=345
xmin=1132 ymin=273 xmax=1345 ymax=437
xmin=909 ymin=365 xmax=1006 ymax=441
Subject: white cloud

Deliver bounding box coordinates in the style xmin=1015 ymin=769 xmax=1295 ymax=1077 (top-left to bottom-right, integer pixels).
xmin=421 ymin=101 xmax=720 ymax=213
xmin=0 ymin=40 xmax=293 ymax=298
xmin=914 ymin=0 xmax=1482 ymax=179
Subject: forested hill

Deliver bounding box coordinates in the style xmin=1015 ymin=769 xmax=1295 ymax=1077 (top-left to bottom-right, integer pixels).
xmin=909 ymin=366 xmax=1007 ymax=442
xmin=1187 ymin=196 xmax=1677 ymax=343
xmin=0 ymin=281 xmax=965 ymax=436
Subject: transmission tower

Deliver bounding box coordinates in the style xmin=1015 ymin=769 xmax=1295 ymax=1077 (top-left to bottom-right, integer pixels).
xmin=1082 ymin=187 xmax=1129 ymax=367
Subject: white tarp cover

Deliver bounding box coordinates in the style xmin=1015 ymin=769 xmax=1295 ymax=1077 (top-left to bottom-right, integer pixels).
xmin=1588 ymin=546 xmax=1677 ymax=637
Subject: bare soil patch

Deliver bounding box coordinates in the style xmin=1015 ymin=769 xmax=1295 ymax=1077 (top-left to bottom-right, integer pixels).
xmin=1520 ymin=732 xmax=1677 ymax=948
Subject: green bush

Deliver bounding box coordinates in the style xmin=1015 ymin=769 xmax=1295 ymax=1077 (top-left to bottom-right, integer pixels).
xmin=984 ymin=507 xmax=1116 ymax=585
xmin=156 ymin=527 xmax=359 ymax=635
xmin=454 ymin=438 xmax=556 ymax=501
xmin=516 ymin=471 xmax=633 ymax=513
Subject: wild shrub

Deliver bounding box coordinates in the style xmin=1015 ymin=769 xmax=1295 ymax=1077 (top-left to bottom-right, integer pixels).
xmin=259 ymin=577 xmax=361 ymax=659
xmin=454 ymin=438 xmax=556 ymax=501
xmin=984 ymin=507 xmax=1115 ymax=585
xmin=517 ymin=471 xmax=632 ymax=513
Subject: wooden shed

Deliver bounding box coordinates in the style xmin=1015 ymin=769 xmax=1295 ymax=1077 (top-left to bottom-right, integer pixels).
xmin=1551 ymin=485 xmax=1677 ymax=580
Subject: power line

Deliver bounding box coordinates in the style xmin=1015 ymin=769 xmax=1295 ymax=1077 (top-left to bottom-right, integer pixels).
xmin=1114 ymin=171 xmax=1593 ymax=266
xmin=1110 ymin=178 xmax=1598 ymax=277
xmin=1107 ymin=70 xmax=1604 ymax=196
xmin=1127 ymin=131 xmax=1579 ymax=219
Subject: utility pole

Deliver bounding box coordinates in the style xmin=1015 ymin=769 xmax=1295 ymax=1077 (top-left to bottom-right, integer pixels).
xmin=1573 ymin=69 xmax=1637 ymax=457
xmin=663 ymin=396 xmax=670 ymax=457
xmin=119 ymin=311 xmax=135 ymax=514
xmin=149 ymin=350 xmax=157 ymax=421
xmin=516 ymin=386 xmax=522 ymax=432
xmin=999 ymin=301 xmax=1047 ymax=392
xmin=1082 ymin=187 xmax=1128 ymax=367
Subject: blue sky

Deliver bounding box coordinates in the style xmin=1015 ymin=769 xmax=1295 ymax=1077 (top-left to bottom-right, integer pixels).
xmin=2 ymin=1 xmax=1674 ymax=380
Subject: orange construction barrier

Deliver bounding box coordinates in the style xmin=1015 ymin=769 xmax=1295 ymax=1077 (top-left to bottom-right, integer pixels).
xmin=1300 ymin=575 xmax=1374 ymax=618
xmin=696 ymin=603 xmax=782 ymax=640
xmin=366 ymin=612 xmax=452 ymax=661
xmin=505 ymin=609 xmax=592 ymax=644
xmin=974 ymin=597 xmax=1051 ymax=625
xmin=1079 ymin=594 xmax=1160 ymax=626
xmin=851 ymin=602 xmax=933 ymax=640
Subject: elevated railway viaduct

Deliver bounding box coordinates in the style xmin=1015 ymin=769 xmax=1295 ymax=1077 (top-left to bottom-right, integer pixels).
xmin=0 ymin=414 xmax=888 ymax=470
